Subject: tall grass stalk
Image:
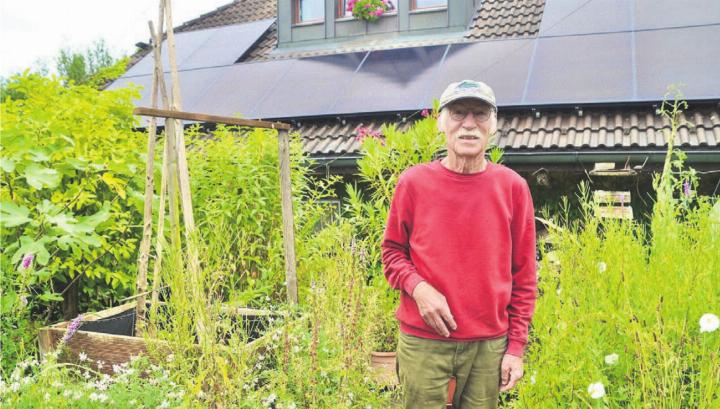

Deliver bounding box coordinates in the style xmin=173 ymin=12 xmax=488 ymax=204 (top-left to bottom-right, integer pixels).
xmin=517 ymin=97 xmax=719 ymax=408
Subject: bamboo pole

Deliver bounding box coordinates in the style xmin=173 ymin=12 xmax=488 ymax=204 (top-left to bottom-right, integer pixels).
xmin=134 ymin=19 xmax=164 ymax=336
xmin=148 ymin=16 xmax=170 ymax=331
xmin=278 ymin=129 xmax=298 ymax=304
xmin=132 ymin=107 xmax=290 ymax=130
xmin=163 ymin=0 xmax=208 ymax=345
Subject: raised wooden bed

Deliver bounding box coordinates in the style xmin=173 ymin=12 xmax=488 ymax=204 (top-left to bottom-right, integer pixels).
xmin=38 ymin=302 xmax=282 ymax=375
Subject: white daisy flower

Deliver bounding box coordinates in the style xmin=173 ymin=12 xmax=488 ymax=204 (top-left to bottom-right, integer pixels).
xmin=597 ymin=262 xmax=607 ymax=273
xmin=604 ymin=353 xmax=619 ymax=365
xmin=699 ymin=313 xmax=719 ymax=333
xmin=587 ymin=382 xmax=606 ymax=399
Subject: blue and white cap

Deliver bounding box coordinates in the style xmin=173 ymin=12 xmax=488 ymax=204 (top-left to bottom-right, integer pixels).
xmin=439 ymin=80 xmax=496 ymax=111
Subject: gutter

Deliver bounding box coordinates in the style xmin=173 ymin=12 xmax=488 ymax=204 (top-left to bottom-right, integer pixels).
xmin=310 ymin=150 xmax=720 ymax=168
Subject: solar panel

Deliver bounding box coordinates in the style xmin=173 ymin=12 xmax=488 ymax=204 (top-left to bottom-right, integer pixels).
xmin=123 ymin=19 xmax=274 ymax=77
xmin=635 ymin=25 xmax=720 ymax=101
xmin=181 ymin=19 xmax=275 ymax=70
xmin=430 ymin=39 xmax=534 ymax=107
xmin=539 ymin=0 xmax=632 ymax=36
xmin=523 ymin=32 xmax=633 ymax=104
xmin=331 ymin=46 xmax=447 ymax=114
xmin=195 ymin=59 xmax=297 ymax=119
xmin=634 ymin=0 xmax=720 ymax=30
xmin=254 ymin=52 xmax=368 ymax=118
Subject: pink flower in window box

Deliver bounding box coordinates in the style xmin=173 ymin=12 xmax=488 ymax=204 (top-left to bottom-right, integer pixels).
xmin=350 ymin=0 xmax=391 ymax=22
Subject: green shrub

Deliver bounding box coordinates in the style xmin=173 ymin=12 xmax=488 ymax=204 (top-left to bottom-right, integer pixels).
xmin=517 ymin=100 xmax=720 ymax=408
xmin=1 ymin=73 xmax=146 ymax=373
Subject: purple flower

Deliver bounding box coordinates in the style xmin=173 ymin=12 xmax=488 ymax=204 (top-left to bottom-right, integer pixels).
xmin=62 ymin=315 xmax=83 ymax=343
xmin=683 ymin=180 xmax=691 ymax=197
xmin=421 ymin=109 xmax=430 ymax=118
xmin=21 ymin=254 xmax=34 ymax=269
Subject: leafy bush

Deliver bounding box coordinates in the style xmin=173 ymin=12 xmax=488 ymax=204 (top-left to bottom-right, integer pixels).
xmin=185 ymin=124 xmax=341 ymax=305
xmin=1 ymin=73 xmax=146 ymax=372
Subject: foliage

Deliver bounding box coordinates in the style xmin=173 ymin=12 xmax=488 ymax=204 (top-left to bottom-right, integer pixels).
xmin=0 ymin=73 xmax=145 ymax=372
xmin=515 ymin=99 xmax=720 ymax=408
xmin=1 ymin=352 xmax=184 ymax=408
xmin=56 ymin=40 xmax=128 ymax=89
xmin=347 ymin=0 xmax=392 ymax=22
xmin=185 ymin=125 xmax=341 ymax=306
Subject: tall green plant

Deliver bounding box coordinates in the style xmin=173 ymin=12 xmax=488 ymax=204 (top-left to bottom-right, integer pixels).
xmin=0 ymin=73 xmax=146 ymax=373
xmin=185 ymin=125 xmax=340 ymax=306
xmin=517 ymin=97 xmax=719 ymax=408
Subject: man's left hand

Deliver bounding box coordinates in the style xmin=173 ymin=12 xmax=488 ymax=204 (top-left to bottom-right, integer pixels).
xmin=499 ymin=354 xmax=523 ymax=392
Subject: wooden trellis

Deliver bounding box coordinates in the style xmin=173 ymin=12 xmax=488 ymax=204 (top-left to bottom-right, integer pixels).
xmin=132 ymin=0 xmax=298 ymax=338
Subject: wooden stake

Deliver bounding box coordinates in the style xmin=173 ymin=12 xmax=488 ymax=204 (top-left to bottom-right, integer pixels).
xmin=278 ymin=129 xmax=298 ymax=304
xmin=134 ymin=19 xmax=165 ymax=336
xmin=148 ymin=15 xmax=170 ymax=331
xmin=164 ymin=0 xmax=208 ymax=345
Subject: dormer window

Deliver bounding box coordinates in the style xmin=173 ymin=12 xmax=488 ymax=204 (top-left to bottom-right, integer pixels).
xmin=294 ymin=0 xmax=324 ymax=24
xmin=411 ymin=0 xmax=447 ymax=10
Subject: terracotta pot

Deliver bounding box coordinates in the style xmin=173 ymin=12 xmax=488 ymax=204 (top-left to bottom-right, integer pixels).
xmin=370 ymin=351 xmax=397 ymax=369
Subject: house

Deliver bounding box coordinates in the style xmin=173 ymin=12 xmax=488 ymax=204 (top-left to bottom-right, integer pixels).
xmin=109 ymin=0 xmax=720 ymax=210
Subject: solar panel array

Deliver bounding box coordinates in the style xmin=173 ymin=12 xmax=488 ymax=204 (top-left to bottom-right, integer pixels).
xmin=109 ymin=1 xmax=720 ymax=120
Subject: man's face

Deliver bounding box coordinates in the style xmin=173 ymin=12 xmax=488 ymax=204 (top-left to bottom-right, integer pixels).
xmin=438 ymin=99 xmax=497 ymax=160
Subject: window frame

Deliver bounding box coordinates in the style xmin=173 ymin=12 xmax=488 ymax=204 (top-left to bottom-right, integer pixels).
xmin=337 ymin=0 xmax=352 ymax=19
xmin=410 ymin=0 xmax=448 ymax=11
xmin=293 ymin=0 xmax=325 ymax=25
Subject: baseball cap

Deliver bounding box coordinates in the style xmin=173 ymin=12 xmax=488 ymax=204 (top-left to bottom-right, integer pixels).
xmin=438 ymin=80 xmax=496 ymax=111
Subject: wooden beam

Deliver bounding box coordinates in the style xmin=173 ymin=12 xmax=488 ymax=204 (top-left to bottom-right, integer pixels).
xmin=133 ymin=107 xmax=291 ymax=130
xmin=278 ymin=129 xmax=298 ymax=304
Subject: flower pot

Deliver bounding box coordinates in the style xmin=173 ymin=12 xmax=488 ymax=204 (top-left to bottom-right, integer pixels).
xmin=370 ymin=350 xmax=396 ymax=368
xmin=370 ymin=351 xmax=397 ymax=385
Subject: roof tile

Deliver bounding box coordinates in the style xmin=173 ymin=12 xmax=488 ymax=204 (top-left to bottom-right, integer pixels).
xmin=296 ymin=106 xmax=720 ymax=156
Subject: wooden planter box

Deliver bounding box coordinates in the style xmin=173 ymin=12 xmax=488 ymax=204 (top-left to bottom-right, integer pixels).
xmin=38 ymin=302 xmax=282 ymax=374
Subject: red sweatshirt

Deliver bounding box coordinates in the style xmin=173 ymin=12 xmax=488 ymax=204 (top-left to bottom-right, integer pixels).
xmin=381 ymin=160 xmax=537 ymax=357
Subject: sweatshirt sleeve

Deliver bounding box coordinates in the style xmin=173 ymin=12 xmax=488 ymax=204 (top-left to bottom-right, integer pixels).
xmin=506 ymin=179 xmax=537 ymax=357
xmin=381 ymin=175 xmax=425 ymax=296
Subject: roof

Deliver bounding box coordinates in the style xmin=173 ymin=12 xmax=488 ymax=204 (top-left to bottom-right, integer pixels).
xmin=117 ymin=1 xmax=720 ymax=159
xmin=298 ymin=105 xmax=720 ymax=158
xmin=129 ymin=0 xmax=546 ymax=64
xmin=466 ymin=0 xmax=546 ymax=40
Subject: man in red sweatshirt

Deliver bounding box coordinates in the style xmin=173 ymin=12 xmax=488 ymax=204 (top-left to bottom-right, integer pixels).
xmin=382 ymin=80 xmax=537 ymax=408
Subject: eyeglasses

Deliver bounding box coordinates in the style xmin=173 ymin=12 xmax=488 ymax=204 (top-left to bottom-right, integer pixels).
xmin=448 ymin=106 xmax=494 ymax=122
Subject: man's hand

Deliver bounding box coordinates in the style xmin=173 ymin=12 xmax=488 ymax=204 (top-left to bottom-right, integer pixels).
xmin=499 ymin=354 xmax=523 ymax=392
xmin=411 ymin=281 xmax=457 ymax=337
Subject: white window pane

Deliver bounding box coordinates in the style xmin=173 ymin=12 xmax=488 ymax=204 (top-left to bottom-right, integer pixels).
xmin=414 ymin=0 xmax=447 ymax=8
xmin=300 ymin=0 xmax=324 ymax=21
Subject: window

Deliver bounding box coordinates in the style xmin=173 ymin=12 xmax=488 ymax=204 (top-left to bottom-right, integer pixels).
xmin=294 ymin=0 xmax=324 ymax=24
xmin=412 ymin=0 xmax=447 ymax=10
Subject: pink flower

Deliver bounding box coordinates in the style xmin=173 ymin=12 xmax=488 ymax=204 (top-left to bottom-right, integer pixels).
xmin=683 ymin=180 xmax=691 ymax=197
xmin=62 ymin=315 xmax=84 ymax=343
xmin=421 ymin=109 xmax=430 ymax=118
xmin=21 ymin=253 xmax=34 ymax=269
xmin=376 ymin=6 xmax=383 ymax=12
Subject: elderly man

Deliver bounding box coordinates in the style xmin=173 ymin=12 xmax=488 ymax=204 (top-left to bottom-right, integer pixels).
xmin=382 ymin=80 xmax=537 ymax=408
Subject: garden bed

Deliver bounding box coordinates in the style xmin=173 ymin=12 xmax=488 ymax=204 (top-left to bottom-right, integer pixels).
xmin=37 ymin=302 xmax=281 ymax=375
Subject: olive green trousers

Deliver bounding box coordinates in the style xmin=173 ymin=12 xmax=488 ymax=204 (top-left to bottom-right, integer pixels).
xmin=397 ymin=332 xmax=507 ymax=409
